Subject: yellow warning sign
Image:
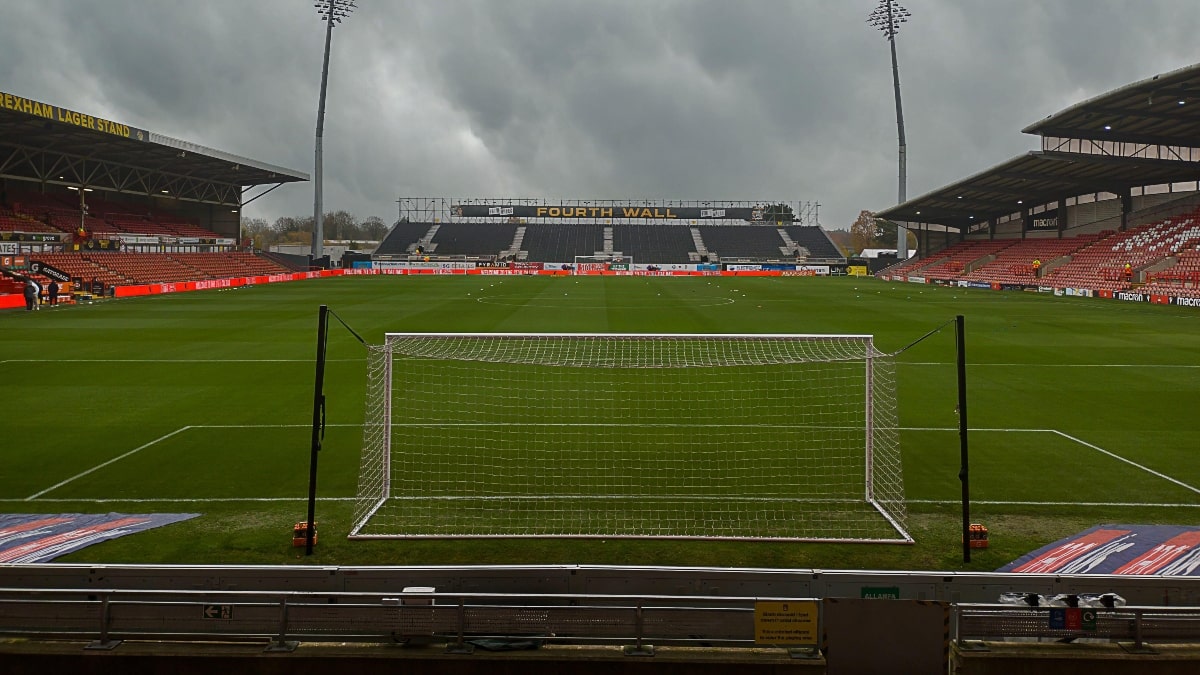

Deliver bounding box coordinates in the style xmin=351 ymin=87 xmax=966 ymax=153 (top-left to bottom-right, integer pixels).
xmin=754 ymin=600 xmax=819 ymax=645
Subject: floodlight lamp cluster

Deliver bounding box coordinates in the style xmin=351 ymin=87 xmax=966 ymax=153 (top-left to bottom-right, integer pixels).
xmin=867 ymin=0 xmax=911 ymax=40
xmin=315 ymin=0 xmax=356 ymax=24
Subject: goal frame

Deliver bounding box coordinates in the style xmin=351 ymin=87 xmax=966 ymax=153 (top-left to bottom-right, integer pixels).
xmin=350 ymin=332 xmax=910 ymax=543
xmin=572 ymin=255 xmax=633 ymax=275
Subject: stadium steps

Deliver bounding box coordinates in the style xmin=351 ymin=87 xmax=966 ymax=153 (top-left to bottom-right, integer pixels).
xmin=777 ymin=228 xmax=797 ymax=256
xmin=962 ymin=253 xmax=999 ymax=274
xmin=408 ymin=224 xmax=439 ymax=254
xmin=690 ymin=228 xmax=708 ymax=257
xmin=503 ymin=226 xmax=526 ymax=260
xmin=784 ymin=226 xmax=846 ymax=261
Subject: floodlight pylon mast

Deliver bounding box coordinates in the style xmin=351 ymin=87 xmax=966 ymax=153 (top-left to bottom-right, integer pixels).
xmin=868 ymin=0 xmax=911 ymax=260
xmin=312 ymin=0 xmax=356 ymax=263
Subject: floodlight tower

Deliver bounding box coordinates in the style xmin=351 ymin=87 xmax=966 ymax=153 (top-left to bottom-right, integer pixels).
xmin=311 ymin=0 xmax=356 ymax=262
xmin=868 ymin=0 xmax=911 ymax=260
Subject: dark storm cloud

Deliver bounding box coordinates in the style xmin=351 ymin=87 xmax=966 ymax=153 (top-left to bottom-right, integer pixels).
xmin=1 ymin=1 xmax=1197 ymax=229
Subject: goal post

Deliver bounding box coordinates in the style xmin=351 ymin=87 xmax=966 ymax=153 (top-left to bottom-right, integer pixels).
xmin=350 ymin=333 xmax=910 ymax=543
xmin=572 ymin=255 xmax=632 ymax=275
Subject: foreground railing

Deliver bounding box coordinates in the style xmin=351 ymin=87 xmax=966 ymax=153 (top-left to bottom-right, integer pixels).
xmin=957 ymin=604 xmax=1200 ymax=653
xmin=3 ymin=587 xmax=1200 ymax=656
xmin=0 ymin=589 xmax=769 ymax=654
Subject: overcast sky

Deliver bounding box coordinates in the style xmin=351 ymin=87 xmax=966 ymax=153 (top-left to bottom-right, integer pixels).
xmin=2 ymin=1 xmax=1197 ymax=230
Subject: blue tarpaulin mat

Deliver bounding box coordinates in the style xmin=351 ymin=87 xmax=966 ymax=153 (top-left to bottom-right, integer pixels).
xmin=0 ymin=513 xmax=199 ymax=563
xmin=998 ymin=524 xmax=1200 ymax=576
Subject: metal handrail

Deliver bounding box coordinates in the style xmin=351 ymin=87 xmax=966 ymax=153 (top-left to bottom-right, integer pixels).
xmin=3 ymin=587 xmax=1200 ymax=654
xmin=0 ymin=588 xmax=770 ymax=650
xmin=957 ymin=603 xmax=1200 ymax=650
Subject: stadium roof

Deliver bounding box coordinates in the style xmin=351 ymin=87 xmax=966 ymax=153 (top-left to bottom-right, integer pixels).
xmin=1022 ymin=62 xmax=1200 ymax=146
xmin=875 ymin=150 xmax=1200 ymax=230
xmin=0 ymin=90 xmax=308 ymax=207
xmin=877 ymin=63 xmax=1200 ymax=230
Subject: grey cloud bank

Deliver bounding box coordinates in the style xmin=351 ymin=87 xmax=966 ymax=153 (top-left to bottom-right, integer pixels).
xmin=1 ymin=1 xmax=1195 ymax=230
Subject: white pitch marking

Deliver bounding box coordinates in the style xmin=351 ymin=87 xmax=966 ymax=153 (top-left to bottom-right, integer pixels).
xmin=0 ymin=358 xmax=363 ymax=364
xmin=194 ymin=422 xmax=890 ymax=430
xmin=905 ymin=426 xmax=1200 ymax=497
xmin=900 ymin=426 xmax=1050 ymax=433
xmin=26 ymin=427 xmax=193 ymax=500
xmin=13 ymin=496 xmax=1196 ymax=507
xmin=900 ymin=362 xmax=1200 ymax=369
xmin=17 ymin=425 xmax=1195 ymax=504
xmin=3 ymin=359 xmax=1193 ymax=368
xmin=189 ymin=423 xmax=358 ymax=428
xmin=4 ymin=497 xmax=357 ymax=504
xmin=909 ymin=499 xmax=1200 ymax=508
xmin=1052 ymin=430 xmax=1200 ymax=496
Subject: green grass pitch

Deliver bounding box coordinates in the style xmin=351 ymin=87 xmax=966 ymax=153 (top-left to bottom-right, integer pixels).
xmin=3 ymin=275 xmax=1197 ymax=570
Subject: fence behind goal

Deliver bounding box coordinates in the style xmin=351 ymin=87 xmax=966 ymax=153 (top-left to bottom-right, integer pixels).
xmin=351 ymin=333 xmax=909 ymax=542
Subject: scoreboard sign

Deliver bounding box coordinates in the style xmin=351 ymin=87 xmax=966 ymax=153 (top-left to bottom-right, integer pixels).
xmin=452 ymin=204 xmax=783 ymax=221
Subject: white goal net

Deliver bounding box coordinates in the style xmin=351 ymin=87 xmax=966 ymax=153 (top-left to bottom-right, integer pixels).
xmin=350 ymin=333 xmax=909 ymax=542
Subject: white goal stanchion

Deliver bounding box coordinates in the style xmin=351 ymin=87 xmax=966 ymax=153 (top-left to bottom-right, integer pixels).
xmin=350 ymin=333 xmax=910 ymax=543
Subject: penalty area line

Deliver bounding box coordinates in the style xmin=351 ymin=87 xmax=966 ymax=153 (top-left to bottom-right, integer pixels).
xmin=25 ymin=427 xmax=192 ymax=501
xmin=1053 ymin=430 xmax=1200 ymax=496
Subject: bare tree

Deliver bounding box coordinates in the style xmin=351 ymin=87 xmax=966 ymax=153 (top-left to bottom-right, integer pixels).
xmin=850 ymin=210 xmax=880 ymax=255
xmin=240 ymin=217 xmax=271 ymax=250
xmin=360 ymin=216 xmax=388 ymax=241
xmin=323 ymin=210 xmax=358 ymax=240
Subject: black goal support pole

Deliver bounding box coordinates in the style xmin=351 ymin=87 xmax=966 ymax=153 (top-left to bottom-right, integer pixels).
xmin=956 ymin=314 xmax=971 ymax=564
xmin=306 ymin=304 xmax=330 ymax=556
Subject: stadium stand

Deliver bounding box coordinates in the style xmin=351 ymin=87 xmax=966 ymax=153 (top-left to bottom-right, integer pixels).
xmin=370 ymin=218 xmax=849 ymax=264
xmin=0 ymin=274 xmax=25 ymax=297
xmin=0 ymin=90 xmax=308 ymax=310
xmin=430 ymin=222 xmax=518 ymax=257
xmin=150 ymin=210 xmax=223 ymax=238
xmin=879 ymin=249 xmax=941 ymax=277
xmin=94 ymin=253 xmax=200 ymax=283
xmin=167 ymin=252 xmax=291 ymax=279
xmin=373 ymin=220 xmax=440 ymax=256
xmin=4 ymin=189 xmax=226 ymax=240
xmin=918 ymin=240 xmax=1013 ymax=282
xmin=22 ymin=252 xmax=291 ymax=287
xmin=959 ymin=234 xmax=1103 ymax=285
xmin=871 ymin=62 xmax=1200 ymax=305
xmin=783 ymin=225 xmax=844 ymax=260
xmin=521 ymin=223 xmax=607 ymax=261
xmin=1041 ymin=210 xmax=1200 ymax=291
xmin=0 ymin=208 xmax=60 ymax=233
xmin=1144 ymin=247 xmax=1200 ymax=297
xmin=35 ymin=253 xmax=130 ymax=287
xmin=7 ymin=191 xmax=74 ymax=215
xmin=610 ymin=224 xmax=695 ymax=264
xmin=882 ymin=217 xmax=1200 ymax=293
xmin=694 ymin=225 xmax=791 ymax=260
